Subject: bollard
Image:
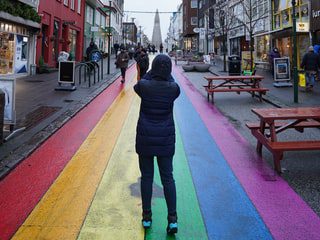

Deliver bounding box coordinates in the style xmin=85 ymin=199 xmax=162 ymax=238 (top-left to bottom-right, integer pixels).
xmin=0 ymin=89 xmax=5 ymax=144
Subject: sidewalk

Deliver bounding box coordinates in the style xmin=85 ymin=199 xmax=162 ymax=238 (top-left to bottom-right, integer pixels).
xmin=0 ymin=57 xmax=132 ymax=178
xmin=209 ymin=59 xmax=320 ymax=107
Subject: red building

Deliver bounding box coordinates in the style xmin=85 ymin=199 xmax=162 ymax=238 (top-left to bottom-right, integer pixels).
xmin=37 ymin=0 xmax=85 ymax=68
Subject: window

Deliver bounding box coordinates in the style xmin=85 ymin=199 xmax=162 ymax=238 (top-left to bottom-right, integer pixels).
xmin=96 ymin=11 xmax=101 ymax=26
xmin=86 ymin=5 xmax=93 ymax=25
xmin=70 ymin=0 xmax=74 ymax=10
xmin=77 ymin=0 xmax=81 ymax=14
xmin=101 ymin=15 xmax=106 ymax=29
xmin=191 ymin=17 xmax=198 ymax=25
xmin=191 ymin=0 xmax=197 ymax=8
xmin=64 ymin=0 xmax=68 ymax=6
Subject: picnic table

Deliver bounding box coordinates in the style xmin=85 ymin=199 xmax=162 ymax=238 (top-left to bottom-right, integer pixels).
xmin=204 ymin=75 xmax=269 ymax=103
xmin=246 ymin=107 xmax=320 ymax=173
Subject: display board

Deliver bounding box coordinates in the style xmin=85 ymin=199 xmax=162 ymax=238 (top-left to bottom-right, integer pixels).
xmin=58 ymin=61 xmax=75 ymax=84
xmin=0 ymin=78 xmax=16 ymax=124
xmin=274 ymin=57 xmax=291 ymax=82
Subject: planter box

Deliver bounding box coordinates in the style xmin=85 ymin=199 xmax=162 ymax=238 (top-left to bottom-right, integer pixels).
xmin=194 ymin=64 xmax=211 ymax=72
xmin=182 ymin=64 xmax=195 ymax=72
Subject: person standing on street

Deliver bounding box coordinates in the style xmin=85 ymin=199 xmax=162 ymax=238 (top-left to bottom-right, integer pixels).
xmin=116 ymin=48 xmax=130 ymax=83
xmin=268 ymin=47 xmax=280 ymax=78
xmin=133 ymin=55 xmax=180 ymax=235
xmin=159 ymin=43 xmax=164 ymax=54
xmin=86 ymin=40 xmax=98 ymax=61
xmin=136 ymin=49 xmax=149 ymax=80
xmin=300 ymin=46 xmax=320 ymax=91
xmin=114 ymin=42 xmax=120 ymax=58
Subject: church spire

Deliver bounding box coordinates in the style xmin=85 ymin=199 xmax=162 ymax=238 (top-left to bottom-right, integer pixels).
xmin=152 ymin=9 xmax=162 ymax=49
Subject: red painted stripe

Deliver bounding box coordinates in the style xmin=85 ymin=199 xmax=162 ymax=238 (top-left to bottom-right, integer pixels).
xmin=0 ymin=65 xmax=136 ymax=240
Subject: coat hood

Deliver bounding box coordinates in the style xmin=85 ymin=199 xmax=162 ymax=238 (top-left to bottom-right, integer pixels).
xmin=149 ymin=54 xmax=174 ymax=81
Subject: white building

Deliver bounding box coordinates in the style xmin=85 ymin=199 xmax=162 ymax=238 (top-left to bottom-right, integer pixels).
xmin=166 ymin=4 xmax=183 ymax=52
xmin=0 ymin=0 xmax=40 ymax=76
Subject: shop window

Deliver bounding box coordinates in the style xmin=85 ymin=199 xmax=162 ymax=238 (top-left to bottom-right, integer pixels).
xmin=64 ymin=0 xmax=68 ymax=6
xmin=0 ymin=33 xmax=14 ymax=74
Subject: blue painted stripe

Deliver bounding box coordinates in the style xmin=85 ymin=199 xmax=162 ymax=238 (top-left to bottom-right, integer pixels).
xmin=173 ymin=76 xmax=273 ymax=240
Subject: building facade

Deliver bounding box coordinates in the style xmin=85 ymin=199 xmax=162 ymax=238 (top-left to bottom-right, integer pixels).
xmin=37 ymin=0 xmax=85 ymax=68
xmin=0 ymin=0 xmax=40 ymax=75
xmin=182 ymin=0 xmax=198 ymax=51
xmin=123 ymin=22 xmax=137 ymax=46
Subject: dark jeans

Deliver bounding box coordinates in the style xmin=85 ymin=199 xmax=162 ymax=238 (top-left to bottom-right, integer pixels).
xmin=138 ymin=155 xmax=176 ymax=214
xmin=120 ymin=68 xmax=126 ymax=79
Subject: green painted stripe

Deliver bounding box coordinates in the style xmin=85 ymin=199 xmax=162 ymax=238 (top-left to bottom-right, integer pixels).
xmin=145 ymin=123 xmax=208 ymax=240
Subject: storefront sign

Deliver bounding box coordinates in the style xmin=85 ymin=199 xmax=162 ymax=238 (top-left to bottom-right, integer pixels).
xmin=311 ymin=0 xmax=320 ymax=31
xmin=296 ymin=22 xmax=309 ymax=32
xmin=0 ymin=78 xmax=16 ymax=124
xmin=274 ymin=57 xmax=290 ymax=82
xmin=91 ymin=26 xmax=99 ymax=32
xmin=58 ymin=61 xmax=75 ymax=84
xmin=63 ymin=21 xmax=76 ymax=25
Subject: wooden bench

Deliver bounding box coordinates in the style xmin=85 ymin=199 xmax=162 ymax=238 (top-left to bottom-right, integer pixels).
xmin=247 ymin=107 xmax=320 ymax=173
xmin=246 ymin=120 xmax=320 ymax=134
xmin=205 ymin=87 xmax=269 ymax=102
xmin=247 ymin=126 xmax=320 ymax=172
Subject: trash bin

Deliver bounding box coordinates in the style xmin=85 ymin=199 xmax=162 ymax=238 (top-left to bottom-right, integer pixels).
xmin=228 ymin=55 xmax=241 ymax=76
xmin=0 ymin=89 xmax=4 ymax=144
xmin=30 ymin=64 xmax=37 ymax=76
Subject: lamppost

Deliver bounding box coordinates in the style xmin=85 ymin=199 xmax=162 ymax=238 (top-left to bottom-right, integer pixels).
xmin=107 ymin=0 xmax=112 ymax=75
xmin=292 ymin=0 xmax=298 ymax=103
xmin=219 ymin=9 xmax=227 ymax=72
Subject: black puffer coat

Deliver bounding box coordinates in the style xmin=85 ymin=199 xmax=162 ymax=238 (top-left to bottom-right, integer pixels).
xmin=134 ymin=55 xmax=180 ymax=157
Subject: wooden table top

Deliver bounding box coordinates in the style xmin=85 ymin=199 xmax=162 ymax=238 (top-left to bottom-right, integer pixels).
xmin=251 ymin=107 xmax=320 ymax=120
xmin=204 ymin=75 xmax=264 ymax=80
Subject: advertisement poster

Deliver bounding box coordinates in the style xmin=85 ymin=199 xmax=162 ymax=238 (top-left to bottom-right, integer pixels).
xmin=14 ymin=35 xmax=28 ymax=74
xmin=0 ymin=78 xmax=16 ymax=124
xmin=274 ymin=57 xmax=290 ymax=81
xmin=241 ymin=51 xmax=255 ymax=71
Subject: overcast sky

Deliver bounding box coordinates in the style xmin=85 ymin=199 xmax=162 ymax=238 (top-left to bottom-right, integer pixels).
xmin=124 ymin=0 xmax=182 ymax=42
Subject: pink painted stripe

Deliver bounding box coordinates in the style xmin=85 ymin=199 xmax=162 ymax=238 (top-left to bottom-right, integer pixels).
xmin=0 ymin=65 xmax=136 ymax=240
xmin=172 ymin=65 xmax=320 ymax=240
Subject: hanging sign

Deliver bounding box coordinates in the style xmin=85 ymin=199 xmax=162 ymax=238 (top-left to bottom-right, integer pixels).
xmin=296 ymin=22 xmax=309 ymax=32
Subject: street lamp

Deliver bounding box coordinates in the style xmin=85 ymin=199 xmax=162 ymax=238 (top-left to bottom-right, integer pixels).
xmin=219 ymin=9 xmax=227 ymax=72
xmin=292 ymin=0 xmax=298 ymax=103
xmin=107 ymin=0 xmax=112 ymax=75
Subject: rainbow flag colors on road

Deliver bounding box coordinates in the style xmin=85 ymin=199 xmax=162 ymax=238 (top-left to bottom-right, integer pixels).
xmin=0 ymin=62 xmax=319 ymax=240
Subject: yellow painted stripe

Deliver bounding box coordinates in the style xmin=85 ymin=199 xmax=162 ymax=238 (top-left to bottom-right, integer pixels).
xmin=12 ymin=77 xmax=140 ymax=239
xmin=78 ymin=95 xmax=143 ymax=239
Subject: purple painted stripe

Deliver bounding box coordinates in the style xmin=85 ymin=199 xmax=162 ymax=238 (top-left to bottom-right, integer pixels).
xmin=172 ymin=65 xmax=320 ymax=240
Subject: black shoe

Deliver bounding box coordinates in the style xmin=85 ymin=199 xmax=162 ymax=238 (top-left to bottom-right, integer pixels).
xmin=121 ymin=79 xmax=125 ymax=83
xmin=142 ymin=211 xmax=152 ymax=229
xmin=166 ymin=213 xmax=178 ymax=235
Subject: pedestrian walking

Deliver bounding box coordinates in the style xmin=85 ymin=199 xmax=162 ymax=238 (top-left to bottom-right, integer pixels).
xmin=113 ymin=42 xmax=120 ymax=58
xmin=133 ymin=55 xmax=180 ymax=235
xmin=134 ymin=47 xmax=142 ymax=80
xmin=136 ymin=49 xmax=149 ymax=80
xmin=115 ymin=48 xmax=130 ymax=83
xmin=300 ymin=46 xmax=320 ymax=91
xmin=159 ymin=43 xmax=164 ymax=54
